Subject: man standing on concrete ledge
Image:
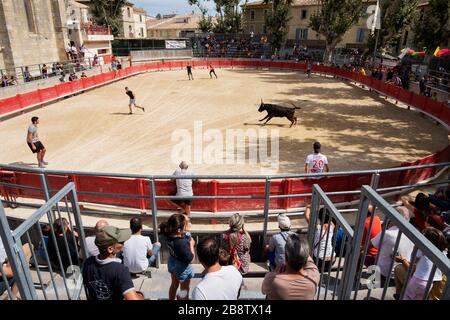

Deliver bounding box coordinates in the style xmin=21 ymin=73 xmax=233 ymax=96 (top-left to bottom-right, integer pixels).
xmin=27 ymin=116 xmax=48 ymax=168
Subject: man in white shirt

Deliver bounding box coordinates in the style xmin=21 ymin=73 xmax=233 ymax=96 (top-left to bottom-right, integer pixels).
xmin=85 ymin=220 xmax=109 ymax=258
xmin=192 ymin=238 xmax=242 ymax=300
xmin=305 ymin=141 xmax=329 ymax=174
xmin=123 ymin=217 xmax=161 ymax=274
xmin=370 ymin=206 xmax=414 ymax=285
xmin=171 ymin=161 xmax=199 ymax=216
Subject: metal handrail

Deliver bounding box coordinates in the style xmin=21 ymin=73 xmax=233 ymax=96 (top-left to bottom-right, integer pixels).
xmin=1 ymin=161 xmax=449 ymax=180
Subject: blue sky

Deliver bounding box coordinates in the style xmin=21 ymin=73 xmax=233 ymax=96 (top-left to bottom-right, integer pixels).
xmin=132 ymin=0 xmax=216 ymax=16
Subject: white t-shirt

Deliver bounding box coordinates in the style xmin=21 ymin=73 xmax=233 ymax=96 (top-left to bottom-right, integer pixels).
xmin=192 ymin=265 xmax=243 ymax=300
xmin=173 ymin=168 xmax=194 ymax=197
xmin=85 ymin=236 xmax=99 ymax=258
xmin=27 ymin=124 xmax=39 ymax=143
xmin=0 ymin=237 xmax=7 ymax=264
xmin=371 ymin=226 xmax=414 ymax=277
xmin=305 ymin=153 xmax=328 ymax=173
xmin=123 ymin=234 xmax=153 ymax=273
xmin=313 ymin=225 xmax=334 ymax=259
xmin=413 ymin=250 xmax=443 ymax=281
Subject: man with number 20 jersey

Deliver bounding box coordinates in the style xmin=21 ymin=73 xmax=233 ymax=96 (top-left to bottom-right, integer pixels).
xmin=305 ymin=141 xmax=329 ymax=174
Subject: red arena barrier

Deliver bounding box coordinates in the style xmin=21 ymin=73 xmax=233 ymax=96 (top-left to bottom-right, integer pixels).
xmin=1 ymin=59 xmax=449 ymax=212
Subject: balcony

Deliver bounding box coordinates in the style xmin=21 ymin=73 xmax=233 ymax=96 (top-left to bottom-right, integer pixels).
xmin=82 ymin=24 xmax=114 ymax=41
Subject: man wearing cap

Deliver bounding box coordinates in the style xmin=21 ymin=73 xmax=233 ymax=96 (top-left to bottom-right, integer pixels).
xmin=82 ymin=226 xmax=144 ymax=300
xmin=305 ymin=141 xmax=329 ymax=174
xmin=266 ymin=214 xmax=295 ymax=271
xmin=171 ymin=161 xmax=199 ymax=216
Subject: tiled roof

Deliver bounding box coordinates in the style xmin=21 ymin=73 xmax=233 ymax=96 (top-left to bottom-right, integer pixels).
xmin=146 ymin=13 xmax=209 ymax=30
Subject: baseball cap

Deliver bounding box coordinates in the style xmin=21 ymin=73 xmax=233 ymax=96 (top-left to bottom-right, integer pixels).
xmin=278 ymin=214 xmax=291 ymax=230
xmin=313 ymin=142 xmax=321 ymax=150
xmin=95 ymin=226 xmax=131 ymax=248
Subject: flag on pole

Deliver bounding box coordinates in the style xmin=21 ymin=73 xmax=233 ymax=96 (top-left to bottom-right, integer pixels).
xmin=371 ymin=0 xmax=381 ymax=34
xmin=434 ymin=47 xmax=441 ymax=57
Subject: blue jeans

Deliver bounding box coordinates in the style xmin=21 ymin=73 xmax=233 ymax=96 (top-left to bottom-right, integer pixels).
xmin=148 ymin=243 xmax=161 ymax=267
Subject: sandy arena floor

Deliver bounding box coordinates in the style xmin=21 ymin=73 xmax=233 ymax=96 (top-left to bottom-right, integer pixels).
xmin=0 ymin=68 xmax=448 ymax=175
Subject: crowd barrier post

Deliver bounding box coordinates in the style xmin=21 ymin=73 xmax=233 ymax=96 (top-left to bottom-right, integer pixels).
xmin=261 ymin=177 xmax=271 ymax=255
xmin=149 ymin=178 xmax=160 ymax=267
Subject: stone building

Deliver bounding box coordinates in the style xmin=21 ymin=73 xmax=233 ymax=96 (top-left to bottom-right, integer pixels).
xmin=0 ymin=0 xmax=69 ymax=76
xmin=66 ymin=0 xmax=113 ymax=61
xmin=242 ymin=0 xmax=377 ymax=50
xmin=119 ymin=1 xmax=148 ymax=38
xmin=146 ymin=13 xmax=206 ymax=39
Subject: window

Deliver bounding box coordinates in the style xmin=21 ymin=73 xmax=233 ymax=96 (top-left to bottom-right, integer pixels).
xmin=24 ymin=0 xmax=36 ymax=33
xmin=127 ymin=7 xmax=131 ymax=18
xmin=264 ymin=10 xmax=268 ymax=18
xmin=301 ymin=10 xmax=307 ymax=19
xmin=129 ymin=25 xmax=133 ymax=37
xmin=356 ymin=28 xmax=365 ymax=43
xmin=166 ymin=31 xmax=170 ymax=37
xmin=263 ymin=25 xmax=267 ymax=34
xmin=250 ymin=10 xmax=255 ymax=20
xmin=296 ymin=28 xmax=308 ymax=40
xmin=249 ymin=25 xmax=255 ymax=33
xmin=160 ymin=30 xmax=163 ymax=37
xmin=140 ymin=15 xmax=143 ymax=22
xmin=141 ymin=27 xmax=144 ymax=37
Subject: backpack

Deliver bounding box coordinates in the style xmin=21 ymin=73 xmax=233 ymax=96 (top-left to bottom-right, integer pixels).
xmin=223 ymin=232 xmax=243 ymax=270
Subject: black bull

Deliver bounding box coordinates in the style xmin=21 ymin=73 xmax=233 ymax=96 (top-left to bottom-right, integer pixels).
xmin=258 ymin=101 xmax=301 ymax=127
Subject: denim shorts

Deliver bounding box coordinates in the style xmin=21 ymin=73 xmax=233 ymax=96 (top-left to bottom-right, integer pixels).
xmin=168 ymin=256 xmax=194 ymax=282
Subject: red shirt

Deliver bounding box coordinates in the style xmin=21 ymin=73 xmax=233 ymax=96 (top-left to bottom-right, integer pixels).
xmin=362 ymin=215 xmax=382 ymax=257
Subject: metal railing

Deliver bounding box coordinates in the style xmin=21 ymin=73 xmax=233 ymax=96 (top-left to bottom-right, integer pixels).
xmin=308 ymin=184 xmax=355 ymax=300
xmin=0 ymin=182 xmax=87 ymax=300
xmin=0 ymin=162 xmax=448 ymax=257
xmin=307 ymin=184 xmax=450 ymax=300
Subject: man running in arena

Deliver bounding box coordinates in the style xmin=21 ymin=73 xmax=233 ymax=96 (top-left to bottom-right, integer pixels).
xmin=125 ymin=87 xmax=145 ymax=114
xmin=27 ymin=116 xmax=48 ymax=168
xmin=209 ymin=65 xmax=218 ymax=79
xmin=305 ymin=141 xmax=329 ymax=174
xmin=187 ymin=64 xmax=194 ymax=80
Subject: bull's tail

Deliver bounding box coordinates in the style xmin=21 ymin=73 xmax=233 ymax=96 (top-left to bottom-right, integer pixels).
xmin=290 ymin=102 xmax=302 ymax=110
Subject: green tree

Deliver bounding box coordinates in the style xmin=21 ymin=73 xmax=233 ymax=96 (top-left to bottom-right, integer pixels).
xmin=199 ymin=15 xmax=214 ymax=32
xmin=412 ymin=0 xmax=449 ymax=53
xmin=368 ymin=0 xmax=419 ymax=55
xmin=309 ymin=0 xmax=363 ymax=63
xmin=89 ymin=0 xmax=127 ymax=37
xmin=263 ymin=0 xmax=294 ymax=53
xmin=188 ymin=0 xmax=247 ymax=34
xmin=156 ymin=13 xmax=162 ymax=19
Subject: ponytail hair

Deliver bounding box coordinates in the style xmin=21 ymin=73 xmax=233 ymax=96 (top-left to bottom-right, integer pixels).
xmin=159 ymin=213 xmax=187 ymax=236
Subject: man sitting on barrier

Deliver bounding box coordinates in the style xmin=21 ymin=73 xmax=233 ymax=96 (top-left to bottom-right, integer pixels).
xmin=123 ymin=217 xmax=161 ymax=275
xmin=82 ymin=226 xmax=144 ymax=300
xmin=171 ymin=161 xmax=199 ymax=216
xmin=262 ymin=234 xmax=320 ymax=300
xmin=266 ymin=214 xmax=295 ymax=271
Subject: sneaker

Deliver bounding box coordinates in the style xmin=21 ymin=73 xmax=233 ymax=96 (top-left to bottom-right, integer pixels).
xmin=142 ymin=107 xmax=145 ymax=112
xmin=128 ymin=112 xmax=133 ymax=115
xmin=42 ymin=161 xmax=48 ymax=165
xmin=39 ymin=163 xmax=46 ymax=168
